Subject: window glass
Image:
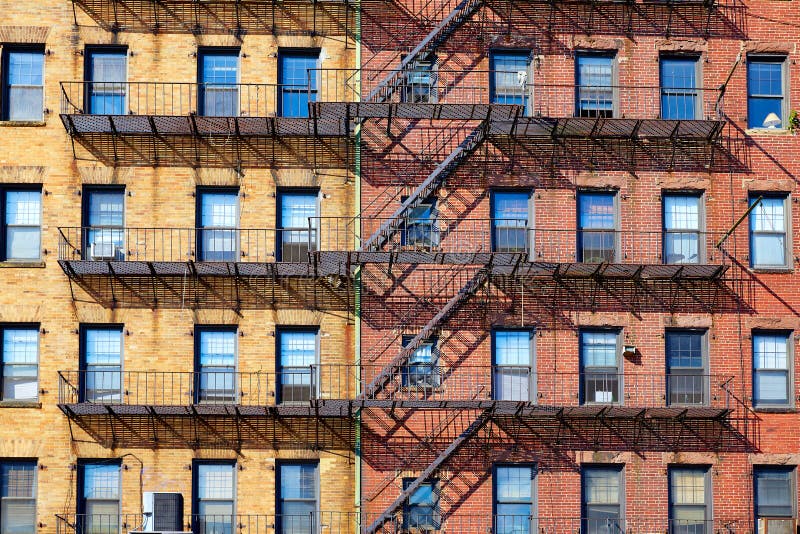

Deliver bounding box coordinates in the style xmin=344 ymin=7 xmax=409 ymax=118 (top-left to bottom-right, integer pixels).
xmin=576 ymin=54 xmax=614 ymax=118
xmin=198 ymin=191 xmax=238 ymax=262
xmin=4 ymin=190 xmax=41 ymax=261
xmin=670 ymin=468 xmax=708 ymax=534
xmin=493 ymin=330 xmax=533 ymax=402
xmin=664 ymin=194 xmax=701 ymax=264
xmin=666 ymin=331 xmax=707 ymax=406
xmin=755 ymin=468 xmax=794 ymax=518
xmin=87 ymin=50 xmax=127 ymax=115
xmin=1 ymin=328 xmax=38 ymax=401
xmin=278 ymin=330 xmax=317 ymax=403
xmin=0 ymin=461 xmax=36 ymax=534
xmin=82 ymin=328 xmax=123 ymax=403
xmin=279 ymin=52 xmax=319 ymax=117
xmin=583 ymin=466 xmax=622 ymax=534
xmin=401 ymin=336 xmax=438 ymax=388
xmin=753 ymin=333 xmax=790 ymax=406
xmin=197 ymin=329 xmax=236 ymax=403
xmin=495 ymin=466 xmax=534 ymax=534
xmin=749 ymin=196 xmax=787 ymax=268
xmin=491 ymin=51 xmax=531 ymax=114
xmin=578 ymin=192 xmax=616 ymax=263
xmin=195 ymin=464 xmax=234 ymax=534
xmin=5 ymin=49 xmax=44 ymax=121
xmin=278 ymin=463 xmax=317 ymax=534
xmin=660 ymin=57 xmax=699 ymax=120
xmin=81 ymin=462 xmax=120 ymax=534
xmin=580 ymin=331 xmax=619 ymax=404
xmin=84 ymin=188 xmax=124 ymax=261
xmin=402 ymin=57 xmax=436 ymax=104
xmin=748 ymin=58 xmax=785 ymax=128
xmin=199 ymin=50 xmax=239 ymax=116
xmin=403 ymin=479 xmax=440 ymax=531
xmin=492 ymin=192 xmax=530 ymax=253
xmin=278 ymin=192 xmax=318 ymax=261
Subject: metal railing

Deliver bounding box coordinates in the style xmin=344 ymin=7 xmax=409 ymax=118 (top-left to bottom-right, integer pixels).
xmin=57 ymin=227 xmax=322 ymax=263
xmin=314 ymin=68 xmax=724 ymax=120
xmin=58 ymin=367 xmax=733 ymax=411
xmin=55 ymin=514 xmax=748 ymax=534
xmin=58 ymin=367 xmax=358 ymax=406
xmin=59 ymin=80 xmax=354 ymax=117
xmin=314 ymin=218 xmax=726 ymax=266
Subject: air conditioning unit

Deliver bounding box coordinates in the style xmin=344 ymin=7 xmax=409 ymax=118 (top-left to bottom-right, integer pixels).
xmin=90 ymin=241 xmax=123 ymax=261
xmin=141 ymin=492 xmax=184 ymax=533
xmin=758 ymin=517 xmax=796 ymax=534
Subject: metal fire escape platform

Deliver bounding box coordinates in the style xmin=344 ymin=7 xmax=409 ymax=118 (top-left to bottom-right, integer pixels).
xmin=69 ymin=0 xmax=356 ymax=36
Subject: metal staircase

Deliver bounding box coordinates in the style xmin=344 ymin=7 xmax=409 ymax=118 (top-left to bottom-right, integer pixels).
xmin=361 ymin=267 xmax=489 ymax=400
xmin=364 ymin=409 xmax=492 ymax=534
xmin=360 ymin=124 xmax=487 ymax=253
xmin=366 ymin=0 xmax=483 ymax=103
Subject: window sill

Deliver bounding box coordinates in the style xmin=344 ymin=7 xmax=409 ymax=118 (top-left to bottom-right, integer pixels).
xmin=752 ymin=407 xmax=796 ymax=414
xmin=0 ymin=400 xmax=41 ymax=409
xmin=745 ymin=128 xmax=794 ymax=136
xmin=0 ymin=260 xmax=46 ymax=268
xmin=749 ymin=267 xmax=793 ymax=274
xmin=0 ymin=120 xmax=47 ymax=127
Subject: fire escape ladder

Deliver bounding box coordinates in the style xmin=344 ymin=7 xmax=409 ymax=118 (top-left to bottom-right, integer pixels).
xmin=366 ymin=0 xmax=484 ymax=103
xmin=360 ymin=124 xmax=487 ymax=253
xmin=364 ymin=410 xmax=492 ymax=534
xmin=361 ymin=267 xmax=489 ymax=400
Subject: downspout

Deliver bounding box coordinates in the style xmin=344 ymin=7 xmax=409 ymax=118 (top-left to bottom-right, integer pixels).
xmin=353 ymin=1 xmax=363 ymax=530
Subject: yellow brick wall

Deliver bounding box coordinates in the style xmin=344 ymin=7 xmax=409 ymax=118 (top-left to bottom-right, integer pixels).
xmin=0 ymin=0 xmax=357 ymax=530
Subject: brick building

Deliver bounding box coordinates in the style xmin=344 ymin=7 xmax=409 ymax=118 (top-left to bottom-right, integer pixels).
xmin=0 ymin=0 xmax=797 ymax=533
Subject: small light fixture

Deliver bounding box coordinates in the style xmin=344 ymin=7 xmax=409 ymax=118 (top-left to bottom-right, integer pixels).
xmin=762 ymin=112 xmax=782 ymax=128
xmin=622 ymin=345 xmax=637 ymax=358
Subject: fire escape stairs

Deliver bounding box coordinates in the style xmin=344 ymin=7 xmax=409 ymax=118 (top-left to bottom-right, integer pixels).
xmin=360 ymin=124 xmax=487 ymax=254
xmin=366 ymin=0 xmax=484 ymax=103
xmin=364 ymin=409 xmax=493 ymax=534
xmin=360 ymin=267 xmax=489 ymax=401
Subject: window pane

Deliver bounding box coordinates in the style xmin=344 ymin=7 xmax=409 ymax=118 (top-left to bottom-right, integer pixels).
xmin=581 ymin=331 xmax=617 ymax=368
xmin=86 ymin=190 xmax=124 ymax=227
xmin=579 ymin=194 xmax=615 ymax=229
xmin=88 ymin=51 xmax=127 ymax=115
xmin=671 ymin=469 xmax=706 ymax=505
xmin=660 ymin=57 xmax=698 ymax=120
xmin=197 ymin=464 xmax=234 ymax=499
xmin=491 ymin=51 xmax=530 ymax=112
xmin=200 ymin=52 xmax=239 ymax=117
xmin=6 ymin=50 xmax=44 ymax=121
xmin=6 ymin=227 xmax=40 ymax=260
xmin=664 ymin=196 xmax=700 ymax=231
xmin=494 ymin=331 xmax=531 ymax=366
xmin=496 ymin=466 xmax=533 ymax=501
xmin=754 ymin=371 xmax=789 ymax=403
xmin=279 ymin=464 xmax=317 ymax=500
xmin=1 ymin=500 xmax=36 ymax=534
xmin=3 ymin=330 xmax=38 ymax=365
xmin=756 ymin=469 xmax=794 ymax=517
xmin=5 ymin=191 xmax=41 ymax=259
xmin=748 ymin=60 xmax=784 ymax=128
xmin=666 ymin=332 xmax=703 ymax=369
xmin=199 ymin=330 xmax=235 ymax=366
xmin=201 ymin=193 xmax=238 ymax=228
xmin=83 ymin=464 xmax=119 ymax=500
xmin=84 ymin=329 xmax=122 ymax=365
xmin=279 ymin=53 xmax=319 ymax=117
xmin=577 ymin=55 xmax=613 ymax=117
xmin=279 ymin=331 xmax=316 ymax=367
xmin=754 ymin=334 xmax=789 ymax=370
xmin=751 ymin=198 xmax=785 ymax=233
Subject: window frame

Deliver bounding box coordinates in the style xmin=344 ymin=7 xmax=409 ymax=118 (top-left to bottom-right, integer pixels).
xmin=489 ymin=49 xmax=533 ymax=116
xmin=400 ymin=334 xmax=440 ymax=389
xmin=579 ymin=328 xmax=622 ymax=405
xmin=76 ymin=459 xmax=121 ymax=534
xmin=574 ymin=51 xmax=618 ymax=118
xmin=275 ymin=326 xmax=320 ymax=404
xmin=400 ymin=53 xmax=438 ymax=104
xmin=400 ymin=195 xmax=439 ymax=250
xmin=668 ymin=465 xmax=712 ymax=534
xmin=581 ymin=464 xmax=625 ymax=533
xmin=751 ymin=330 xmax=794 ymax=409
xmin=490 ymin=189 xmax=533 ymax=254
xmin=0 ymin=324 xmax=40 ymax=403
xmin=196 ymin=187 xmax=240 ymax=262
xmin=81 ymin=185 xmax=125 ymax=262
xmin=492 ymin=463 xmax=537 ymax=534
xmin=0 ymin=459 xmax=38 ymax=534
xmin=194 ymin=325 xmax=238 ymax=404
xmin=275 ymin=460 xmax=320 ymax=533
xmin=1 ymin=45 xmax=45 ymax=122
xmin=659 ymin=54 xmax=702 ymax=121
xmin=402 ymin=478 xmax=441 ymax=531
xmin=277 ymin=48 xmax=321 ymax=118
xmin=754 ymin=465 xmax=797 ymax=532
xmin=276 ymin=188 xmax=320 ymax=262
xmin=491 ymin=328 xmax=536 ymax=402
xmin=84 ymin=46 xmax=128 ymax=115
xmin=748 ymin=193 xmax=791 ymax=271
xmin=577 ymin=190 xmax=619 ymax=264
xmin=0 ymin=185 xmax=42 ymax=262
xmin=665 ymin=328 xmax=710 ymax=407
xmin=746 ymin=54 xmax=789 ymax=130
xmin=191 ymin=460 xmax=236 ymax=534
xmin=197 ymin=47 xmax=241 ymax=117
xmin=662 ymin=190 xmax=705 ymax=265
xmin=79 ymin=324 xmax=124 ymax=404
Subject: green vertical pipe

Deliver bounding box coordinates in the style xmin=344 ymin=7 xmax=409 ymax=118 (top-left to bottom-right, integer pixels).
xmin=353 ymin=0 xmax=363 ymax=531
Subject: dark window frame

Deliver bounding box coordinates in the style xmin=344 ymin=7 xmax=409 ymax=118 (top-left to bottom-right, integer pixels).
xmin=195 ymin=187 xmax=240 ymax=262
xmin=492 ymin=463 xmax=537 ymax=534
xmin=659 ymin=54 xmax=702 ymax=120
xmin=746 ymin=54 xmax=789 ymax=130
xmin=402 ymin=478 xmax=441 ymax=531
xmin=1 ymin=45 xmax=45 ymax=122
xmin=665 ymin=328 xmax=710 ymax=407
xmin=191 ymin=459 xmax=236 ymax=534
xmin=76 ymin=458 xmax=121 ymax=533
xmin=668 ymin=465 xmax=712 ymax=534
xmin=491 ymin=327 xmax=536 ymax=402
xmin=748 ymin=193 xmax=791 ymax=270
xmin=277 ymin=48 xmax=321 ymax=118
xmin=0 ymin=323 xmax=40 ymax=403
xmin=579 ymin=328 xmax=622 ymax=405
xmin=576 ymin=189 xmax=619 ymax=264
xmin=83 ymin=45 xmax=128 ymax=115
xmin=0 ymin=184 xmax=42 ymax=262
xmin=196 ymin=47 xmax=241 ymax=117
xmin=275 ymin=188 xmax=319 ymax=262
xmin=193 ymin=325 xmax=238 ymax=404
xmin=490 ymin=189 xmax=533 ymax=254
xmin=581 ymin=464 xmax=625 ymax=534
xmin=78 ymin=324 xmax=124 ymax=404
xmin=275 ymin=460 xmax=320 ymax=533
xmin=275 ymin=326 xmax=320 ymax=404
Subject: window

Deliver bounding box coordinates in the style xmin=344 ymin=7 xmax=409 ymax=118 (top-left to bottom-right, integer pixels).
xmin=749 ymin=195 xmax=789 ymax=269
xmin=83 ymin=187 xmax=124 ymax=261
xmin=85 ymin=48 xmax=127 ymax=115
xmin=197 ymin=189 xmax=239 ymax=262
xmin=401 ymin=335 xmax=439 ymax=388
xmin=277 ymin=328 xmax=318 ymax=403
xmin=277 ymin=462 xmax=318 ymax=534
xmin=0 ymin=187 xmax=41 ymax=261
xmin=199 ymin=49 xmax=239 ymax=117
xmin=80 ymin=326 xmax=123 ymax=403
xmin=402 ymin=55 xmax=437 ymax=104
xmin=494 ymin=465 xmax=535 ymax=534
xmin=493 ymin=329 xmax=534 ymax=402
xmin=278 ymin=50 xmax=319 ymax=117
xmin=402 ymin=479 xmax=440 ymax=531
xmin=669 ymin=467 xmax=710 ymax=534
xmin=78 ymin=461 xmax=120 ymax=534
xmin=660 ymin=56 xmax=700 ymax=120
xmin=666 ymin=330 xmax=708 ymax=406
xmin=0 ymin=326 xmax=38 ymax=402
xmin=747 ymin=56 xmax=787 ymax=129
xmin=577 ymin=191 xmax=617 ymax=263
xmin=401 ymin=199 xmax=439 ymax=250
xmin=490 ymin=50 xmax=532 ymax=115
xmin=576 ymin=53 xmax=615 ymax=118
xmin=2 ymin=47 xmax=44 ymax=121
xmin=580 ymin=330 xmax=620 ymax=404
xmin=752 ymin=332 xmax=791 ymax=408
xmin=492 ymin=191 xmax=531 ymax=253
xmin=0 ymin=461 xmax=36 ymax=534
xmin=663 ymin=193 xmax=703 ymax=265
xmin=195 ymin=327 xmax=237 ymax=404
xmin=755 ymin=467 xmax=796 ymax=534
xmin=277 ymin=190 xmax=318 ymax=262
xmin=193 ymin=462 xmax=235 ymax=534
xmin=582 ymin=466 xmax=623 ymax=534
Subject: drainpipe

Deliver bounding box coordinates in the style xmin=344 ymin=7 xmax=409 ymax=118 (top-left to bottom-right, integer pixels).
xmin=353 ymin=2 xmax=363 ymax=531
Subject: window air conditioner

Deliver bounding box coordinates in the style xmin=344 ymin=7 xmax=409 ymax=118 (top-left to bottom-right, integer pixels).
xmin=758 ymin=518 xmax=796 ymax=534
xmin=140 ymin=492 xmax=184 ymax=533
xmin=90 ymin=240 xmax=123 ymax=261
